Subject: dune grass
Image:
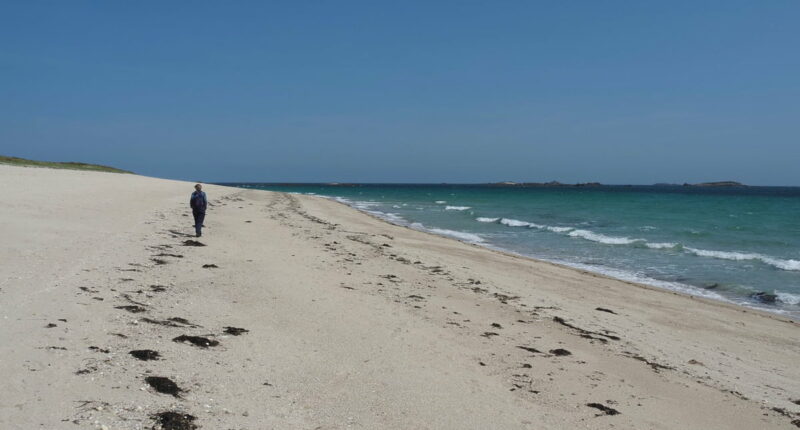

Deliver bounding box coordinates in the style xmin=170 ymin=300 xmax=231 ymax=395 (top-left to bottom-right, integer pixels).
xmin=0 ymin=155 xmax=133 ymax=174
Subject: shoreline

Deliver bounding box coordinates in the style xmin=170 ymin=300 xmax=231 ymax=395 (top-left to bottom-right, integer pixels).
xmin=302 ymin=191 xmax=799 ymax=323
xmin=2 ymin=165 xmax=799 ymax=429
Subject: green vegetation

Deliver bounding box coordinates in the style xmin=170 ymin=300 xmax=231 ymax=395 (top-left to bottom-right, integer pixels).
xmin=0 ymin=155 xmax=133 ymax=174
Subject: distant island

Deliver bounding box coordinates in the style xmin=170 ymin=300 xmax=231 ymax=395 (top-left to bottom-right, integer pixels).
xmin=486 ymin=181 xmax=747 ymax=188
xmin=687 ymin=181 xmax=746 ymax=187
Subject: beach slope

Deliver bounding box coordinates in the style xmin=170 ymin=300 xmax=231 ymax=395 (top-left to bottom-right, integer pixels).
xmin=0 ymin=164 xmax=798 ymax=429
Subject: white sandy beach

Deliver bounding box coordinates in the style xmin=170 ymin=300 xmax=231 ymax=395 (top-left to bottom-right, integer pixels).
xmin=0 ymin=164 xmax=798 ymax=429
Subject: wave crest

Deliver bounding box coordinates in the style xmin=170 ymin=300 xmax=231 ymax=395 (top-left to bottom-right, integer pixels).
xmin=685 ymin=248 xmax=800 ymax=271
xmin=567 ymin=229 xmax=642 ymax=245
xmin=427 ymin=227 xmax=484 ymax=243
xmin=500 ymin=218 xmax=532 ymax=227
xmin=776 ymin=292 xmax=800 ymax=305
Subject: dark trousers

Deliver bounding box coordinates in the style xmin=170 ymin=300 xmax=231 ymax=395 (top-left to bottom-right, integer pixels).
xmin=193 ymin=210 xmax=206 ymax=236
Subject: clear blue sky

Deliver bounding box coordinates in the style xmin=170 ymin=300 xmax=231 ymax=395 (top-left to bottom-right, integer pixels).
xmin=1 ymin=1 xmax=798 ymax=184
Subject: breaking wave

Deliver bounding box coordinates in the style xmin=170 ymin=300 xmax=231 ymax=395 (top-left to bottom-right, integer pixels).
xmin=409 ymin=222 xmax=484 ymax=243
xmin=477 ymin=215 xmax=799 ymax=272
xmin=684 ymin=248 xmax=800 ymax=271
xmin=644 ymin=242 xmax=679 ymax=249
xmin=500 ymin=218 xmax=533 ymax=227
xmin=566 ymin=229 xmax=642 ymax=245
xmin=776 ymin=292 xmax=800 ymax=305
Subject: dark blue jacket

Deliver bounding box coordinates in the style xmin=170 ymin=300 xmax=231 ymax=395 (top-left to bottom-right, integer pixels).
xmin=190 ymin=191 xmax=207 ymax=213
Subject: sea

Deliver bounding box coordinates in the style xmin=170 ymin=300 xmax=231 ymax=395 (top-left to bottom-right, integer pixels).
xmin=223 ymin=183 xmax=800 ymax=319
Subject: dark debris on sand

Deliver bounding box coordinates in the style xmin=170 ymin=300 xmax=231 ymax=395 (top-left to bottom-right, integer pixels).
xmin=169 ymin=317 xmax=196 ymax=326
xmin=182 ymin=240 xmax=206 ymax=247
xmin=553 ymin=316 xmax=620 ymax=342
xmin=223 ymin=326 xmax=249 ymax=336
xmin=145 ymin=376 xmax=182 ymax=397
xmin=154 ymin=253 xmax=184 ymax=258
xmin=115 ymin=305 xmax=146 ymax=313
xmin=595 ymin=307 xmax=617 ymax=315
xmin=173 ymin=335 xmax=219 ymax=348
xmin=587 ymin=402 xmax=620 ymax=416
xmin=141 ymin=318 xmax=183 ymax=327
xmin=130 ymin=349 xmax=161 ymax=361
xmin=75 ymin=366 xmax=97 ymax=375
xmin=550 ymin=348 xmax=572 ymax=356
xmin=202 ymin=264 xmax=218 ymax=268
xmin=141 ymin=317 xmax=197 ymax=328
xmin=152 ymin=411 xmax=197 ymax=430
xmin=517 ymin=346 xmax=542 ymax=354
xmin=492 ymin=292 xmax=520 ymax=304
xmin=624 ymin=352 xmax=674 ymax=372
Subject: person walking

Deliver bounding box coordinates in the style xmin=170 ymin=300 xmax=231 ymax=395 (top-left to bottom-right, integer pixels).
xmin=190 ymin=184 xmax=207 ymax=237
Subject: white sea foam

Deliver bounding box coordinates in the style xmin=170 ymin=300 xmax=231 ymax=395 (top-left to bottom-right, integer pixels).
xmin=500 ymin=218 xmax=532 ymax=227
xmin=567 ymin=229 xmax=642 ymax=245
xmin=323 ymin=196 xmax=411 ymax=227
xmin=428 ymin=228 xmax=485 ymax=243
xmin=329 ymin=196 xmax=352 ymax=204
xmin=684 ymin=248 xmax=800 ymax=271
xmin=435 ymin=200 xmax=447 ymax=204
xmin=379 ymin=212 xmax=405 ymax=223
xmin=484 ymin=217 xmax=572 ymax=232
xmin=407 ymin=222 xmax=484 ymax=243
xmin=352 ymin=201 xmax=381 ymax=209
xmin=685 ymin=248 xmax=761 ymax=260
xmin=645 ymin=242 xmax=678 ymax=249
xmin=559 ymin=261 xmax=727 ymax=302
xmin=445 ymin=206 xmax=472 ymax=211
xmin=776 ymin=292 xmax=800 ymax=305
xmin=761 ymin=257 xmax=800 ymax=271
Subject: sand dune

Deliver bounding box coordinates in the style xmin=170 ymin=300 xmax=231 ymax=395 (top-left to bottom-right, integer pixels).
xmin=0 ymin=164 xmax=798 ymax=429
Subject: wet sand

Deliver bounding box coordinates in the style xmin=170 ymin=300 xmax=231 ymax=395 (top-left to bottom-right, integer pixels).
xmin=1 ymin=164 xmax=798 ymax=429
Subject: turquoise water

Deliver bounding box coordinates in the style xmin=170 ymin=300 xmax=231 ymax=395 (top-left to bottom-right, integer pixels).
xmin=225 ymin=184 xmax=800 ymax=318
